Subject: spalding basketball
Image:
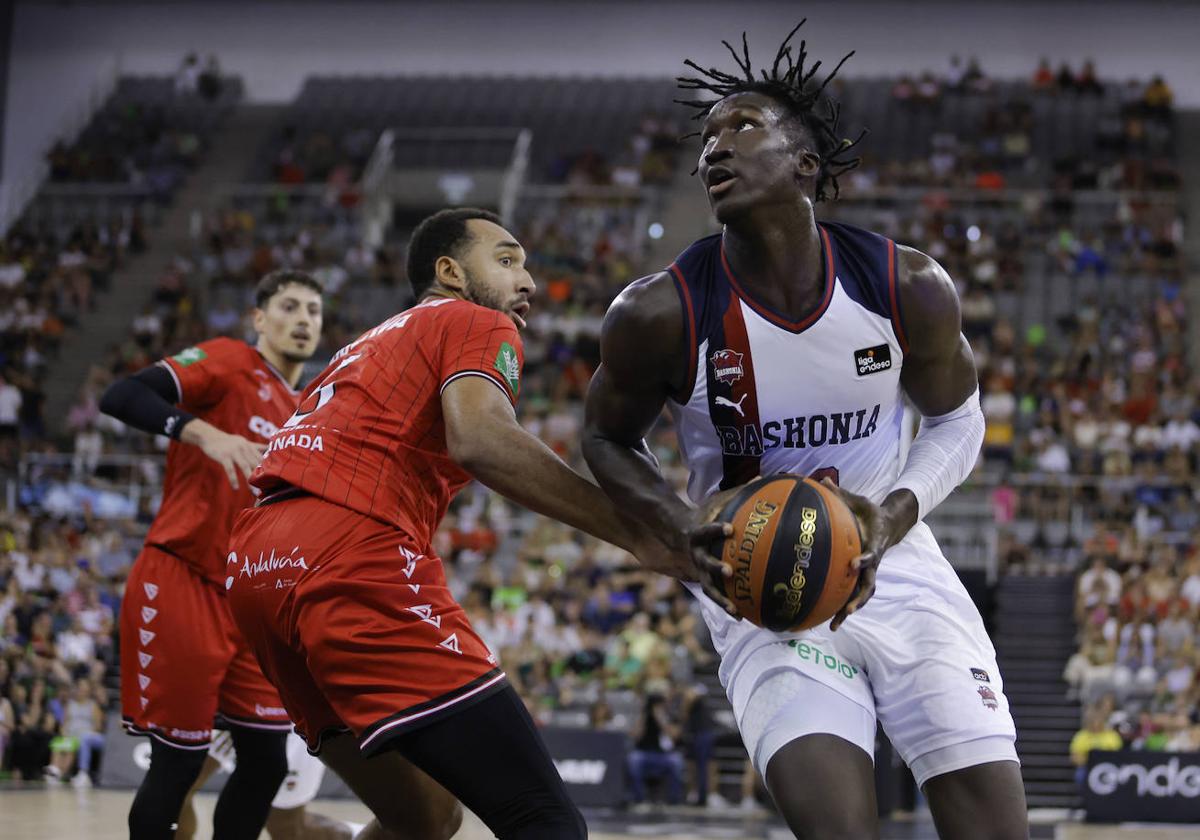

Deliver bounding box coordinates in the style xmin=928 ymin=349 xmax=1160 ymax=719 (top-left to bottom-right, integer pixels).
xmin=710 ymin=475 xmax=862 ymax=632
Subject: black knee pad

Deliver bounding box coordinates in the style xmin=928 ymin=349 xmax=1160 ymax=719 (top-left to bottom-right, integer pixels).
xmin=228 ymin=726 xmax=289 ymax=785
xmin=211 ymin=728 xmax=290 ymax=840
xmin=493 ymin=787 xmax=587 ymax=840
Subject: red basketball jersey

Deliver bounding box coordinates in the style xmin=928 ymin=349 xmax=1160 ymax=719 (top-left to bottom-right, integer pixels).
xmin=147 ymin=337 xmax=301 ymax=585
xmin=250 ymin=297 xmax=523 ymax=547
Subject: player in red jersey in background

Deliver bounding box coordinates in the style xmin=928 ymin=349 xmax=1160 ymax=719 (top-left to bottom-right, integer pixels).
xmin=100 ymin=271 xmax=329 ymax=840
xmin=226 ymin=208 xmax=730 ymax=840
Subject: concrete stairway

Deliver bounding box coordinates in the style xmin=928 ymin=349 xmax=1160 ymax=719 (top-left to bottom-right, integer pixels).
xmin=994 ymin=574 xmax=1081 ymax=809
xmin=44 ymin=105 xmax=286 ymax=428
xmin=642 ymin=155 xmax=719 ymax=273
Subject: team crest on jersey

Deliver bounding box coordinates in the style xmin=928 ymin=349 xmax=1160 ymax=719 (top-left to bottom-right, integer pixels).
xmin=977 ymin=685 xmax=999 ymax=711
xmin=710 ymin=349 xmax=744 ymax=385
xmin=171 ymin=347 xmax=207 ymax=367
xmin=494 ymin=342 xmax=520 ymax=396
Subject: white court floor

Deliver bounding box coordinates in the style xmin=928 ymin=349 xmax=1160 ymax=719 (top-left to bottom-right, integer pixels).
xmin=0 ymin=788 xmax=1195 ymax=839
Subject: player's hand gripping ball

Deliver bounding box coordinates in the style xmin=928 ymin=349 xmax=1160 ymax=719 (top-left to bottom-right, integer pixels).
xmin=708 ymin=475 xmax=862 ymax=631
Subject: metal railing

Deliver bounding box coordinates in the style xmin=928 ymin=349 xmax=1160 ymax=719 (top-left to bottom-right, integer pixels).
xmin=21 ymin=183 xmax=167 ymax=230
xmin=11 ymin=451 xmax=1192 ymax=576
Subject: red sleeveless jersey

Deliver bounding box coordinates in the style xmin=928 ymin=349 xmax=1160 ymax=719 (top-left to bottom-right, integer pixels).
xmin=250 ymin=298 xmax=523 ymax=548
xmin=146 ymin=337 xmax=301 ymax=585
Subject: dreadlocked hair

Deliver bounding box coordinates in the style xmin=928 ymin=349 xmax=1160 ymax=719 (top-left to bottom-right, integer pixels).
xmin=675 ymin=19 xmax=866 ymax=202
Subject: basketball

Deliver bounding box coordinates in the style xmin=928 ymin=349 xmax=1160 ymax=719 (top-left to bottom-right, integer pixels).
xmin=710 ymin=475 xmax=863 ymax=632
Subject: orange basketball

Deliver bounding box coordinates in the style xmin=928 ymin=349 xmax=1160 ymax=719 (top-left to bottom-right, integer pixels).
xmin=710 ymin=475 xmax=862 ymax=632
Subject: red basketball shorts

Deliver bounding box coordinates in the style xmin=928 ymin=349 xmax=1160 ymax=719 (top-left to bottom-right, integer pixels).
xmin=120 ymin=545 xmax=291 ymax=749
xmin=226 ymin=494 xmax=505 ymax=755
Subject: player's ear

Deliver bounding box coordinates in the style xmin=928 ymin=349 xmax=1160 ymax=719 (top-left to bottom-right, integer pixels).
xmin=251 ymin=307 xmax=266 ymax=336
xmin=434 ymin=255 xmax=466 ymax=293
xmin=795 ymin=148 xmax=821 ymax=181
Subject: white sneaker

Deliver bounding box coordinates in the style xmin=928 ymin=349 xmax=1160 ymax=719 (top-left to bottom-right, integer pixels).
xmin=43 ymin=766 xmax=61 ymax=781
xmin=707 ymin=792 xmax=731 ymax=810
xmin=71 ymin=772 xmax=92 ymax=788
xmin=738 ymin=797 xmax=761 ymax=812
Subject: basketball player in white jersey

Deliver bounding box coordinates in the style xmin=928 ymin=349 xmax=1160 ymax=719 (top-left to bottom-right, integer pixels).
xmin=583 ymin=24 xmax=1027 ymax=839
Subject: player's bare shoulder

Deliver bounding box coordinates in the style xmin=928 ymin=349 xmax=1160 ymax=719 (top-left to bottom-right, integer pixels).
xmin=894 ymin=245 xmax=962 ymax=354
xmin=895 ymin=246 xmax=961 ymax=319
xmin=600 ymin=271 xmax=688 ymax=397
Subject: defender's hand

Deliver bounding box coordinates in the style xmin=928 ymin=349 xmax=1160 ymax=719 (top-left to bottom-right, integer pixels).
xmin=191 ymin=425 xmax=267 ymax=490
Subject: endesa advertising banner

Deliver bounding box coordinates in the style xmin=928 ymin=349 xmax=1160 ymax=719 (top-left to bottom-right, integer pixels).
xmin=1085 ymin=750 xmax=1200 ymax=823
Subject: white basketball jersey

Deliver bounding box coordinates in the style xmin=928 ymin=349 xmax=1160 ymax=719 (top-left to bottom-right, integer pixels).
xmin=664 ymin=222 xmax=942 ymax=673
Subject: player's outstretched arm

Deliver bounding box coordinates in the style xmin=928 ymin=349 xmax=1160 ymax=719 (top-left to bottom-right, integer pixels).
xmin=99 ymin=365 xmax=263 ymax=489
xmin=442 ymin=376 xmax=661 ymax=555
xmin=442 ymin=374 xmax=721 ymax=587
xmin=581 ymin=275 xmax=735 ymax=612
xmin=442 ymin=375 xmax=661 ymax=562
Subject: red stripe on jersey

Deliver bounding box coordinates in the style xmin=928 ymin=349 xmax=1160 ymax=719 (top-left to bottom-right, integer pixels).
xmin=715 ymin=297 xmax=762 ymax=490
xmin=886 ymin=238 xmax=909 ymax=353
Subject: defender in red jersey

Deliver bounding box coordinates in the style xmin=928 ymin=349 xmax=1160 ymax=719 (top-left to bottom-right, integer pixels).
xmin=228 ymin=209 xmax=731 ymax=840
xmin=101 ymin=271 xmax=325 ymax=839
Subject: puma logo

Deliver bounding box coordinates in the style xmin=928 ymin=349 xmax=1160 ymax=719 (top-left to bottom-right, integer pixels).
xmin=715 ymin=394 xmax=748 ymax=417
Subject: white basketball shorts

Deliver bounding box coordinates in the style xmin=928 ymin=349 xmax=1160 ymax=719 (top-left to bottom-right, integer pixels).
xmin=720 ymin=523 xmax=1018 ymax=789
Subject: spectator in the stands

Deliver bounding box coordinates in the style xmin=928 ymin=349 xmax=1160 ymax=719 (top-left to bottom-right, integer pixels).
xmin=62 ymin=678 xmax=105 ymax=787
xmin=1078 ymin=555 xmax=1122 ymax=614
xmin=174 ymin=53 xmax=201 ymax=96
xmin=627 ymin=693 xmax=685 ymax=806
xmin=0 ymin=371 xmax=21 ymax=459
xmin=1143 ymin=75 xmax=1174 ymax=116
xmin=1070 ymin=706 xmax=1122 ymax=785
xmin=1032 ymin=58 xmax=1055 ymax=90
xmin=1064 ymin=630 xmax=1117 ymax=702
xmin=1056 ymin=62 xmax=1076 ymax=91
xmin=681 ymin=684 xmax=719 ymax=808
xmin=198 ymin=54 xmax=223 ymax=101
xmin=9 ymin=708 xmax=56 ymax=780
xmin=1076 ymin=60 xmax=1104 ymax=96
xmin=1152 ymin=600 xmax=1190 ymax=657
xmin=0 ymin=681 xmax=13 ymax=768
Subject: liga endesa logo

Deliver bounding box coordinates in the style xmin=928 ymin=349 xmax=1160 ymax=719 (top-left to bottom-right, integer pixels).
xmin=1088 ymin=756 xmax=1200 ymax=798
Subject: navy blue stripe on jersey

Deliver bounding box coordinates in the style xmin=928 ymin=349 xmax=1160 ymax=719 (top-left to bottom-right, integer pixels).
xmin=886 ymin=237 xmax=909 ymax=352
xmin=667 ymin=264 xmax=699 ymax=402
xmin=668 ymin=233 xmax=734 ymax=404
xmin=820 ymin=220 xmax=908 ymax=349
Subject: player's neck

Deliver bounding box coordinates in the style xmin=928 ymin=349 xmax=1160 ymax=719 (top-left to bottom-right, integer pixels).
xmin=722 ymin=202 xmax=823 ymax=300
xmin=255 ymin=341 xmax=303 ymax=388
xmin=422 ymin=288 xmax=465 ymax=305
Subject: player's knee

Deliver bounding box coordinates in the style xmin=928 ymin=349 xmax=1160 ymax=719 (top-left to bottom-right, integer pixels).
xmin=231 ymin=728 xmax=289 ymax=787
xmin=442 ymin=802 xmax=465 ymax=838
xmin=810 ymin=814 xmax=877 ymax=840
xmin=128 ymin=742 xmax=209 ymax=838
xmin=504 ymin=792 xmax=587 ymax=840
xmin=373 ymin=798 xmax=462 ymax=840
